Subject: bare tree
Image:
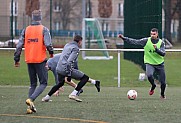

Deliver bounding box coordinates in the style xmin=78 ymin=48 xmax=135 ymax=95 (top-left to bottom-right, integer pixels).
xmin=169 ymin=0 xmax=181 ymax=43
xmin=98 ymin=0 xmax=112 ymax=18
xmin=45 ymin=0 xmax=81 ymax=30
xmin=25 ymin=0 xmax=40 ymax=17
xmin=163 ymin=0 xmax=172 ymax=43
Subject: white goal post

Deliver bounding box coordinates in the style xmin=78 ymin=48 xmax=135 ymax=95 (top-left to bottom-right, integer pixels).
xmin=82 ymin=18 xmax=113 ymax=60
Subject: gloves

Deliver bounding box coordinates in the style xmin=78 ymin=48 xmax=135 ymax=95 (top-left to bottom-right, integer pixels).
xmin=50 ymin=54 xmax=54 ymax=58
xmin=65 ymin=64 xmax=72 ymax=82
xmin=67 ymin=76 xmax=71 ymax=82
xmin=14 ymin=56 xmax=20 ymax=62
xmin=14 ymin=62 xmax=20 ymax=67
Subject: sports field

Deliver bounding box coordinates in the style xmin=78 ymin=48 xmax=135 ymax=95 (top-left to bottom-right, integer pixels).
xmin=0 ymin=86 xmax=181 ymax=123
xmin=1 ymin=50 xmax=181 ymax=122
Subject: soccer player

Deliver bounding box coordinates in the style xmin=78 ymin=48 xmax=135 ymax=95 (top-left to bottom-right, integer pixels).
xmin=46 ymin=53 xmax=101 ymax=97
xmin=118 ymin=28 xmax=166 ymax=99
xmin=14 ymin=10 xmax=54 ymax=113
xmin=46 ymin=53 xmax=83 ymax=96
xmin=42 ymin=35 xmax=100 ymax=102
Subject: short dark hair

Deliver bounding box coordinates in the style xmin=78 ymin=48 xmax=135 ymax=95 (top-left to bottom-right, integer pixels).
xmin=74 ymin=35 xmax=82 ymax=42
xmin=32 ymin=10 xmax=42 ymax=21
xmin=151 ymin=28 xmax=158 ymax=33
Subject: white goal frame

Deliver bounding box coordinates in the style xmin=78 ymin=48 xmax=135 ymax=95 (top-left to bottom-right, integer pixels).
xmin=82 ymin=18 xmax=113 ymax=60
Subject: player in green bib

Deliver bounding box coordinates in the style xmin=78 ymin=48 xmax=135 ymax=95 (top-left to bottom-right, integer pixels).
xmin=118 ymin=28 xmax=166 ymax=99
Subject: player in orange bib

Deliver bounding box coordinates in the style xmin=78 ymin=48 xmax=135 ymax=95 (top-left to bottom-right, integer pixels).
xmin=14 ymin=10 xmax=54 ymax=114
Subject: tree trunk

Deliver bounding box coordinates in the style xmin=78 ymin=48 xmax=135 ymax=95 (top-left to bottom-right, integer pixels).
xmin=178 ymin=1 xmax=181 ymax=42
xmin=98 ymin=0 xmax=112 ymax=18
xmin=25 ymin=0 xmax=40 ymax=17
xmin=164 ymin=0 xmax=172 ymax=43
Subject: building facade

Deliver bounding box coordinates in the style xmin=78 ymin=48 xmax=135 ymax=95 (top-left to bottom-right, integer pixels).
xmin=0 ymin=0 xmax=124 ymax=38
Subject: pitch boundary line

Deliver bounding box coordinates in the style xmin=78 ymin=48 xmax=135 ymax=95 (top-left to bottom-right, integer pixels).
xmin=0 ymin=113 xmax=108 ymax=123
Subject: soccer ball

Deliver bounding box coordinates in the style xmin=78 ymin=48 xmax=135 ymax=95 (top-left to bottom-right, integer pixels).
xmin=127 ymin=90 xmax=137 ymax=100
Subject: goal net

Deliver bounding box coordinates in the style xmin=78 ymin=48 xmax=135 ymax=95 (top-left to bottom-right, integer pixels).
xmin=82 ymin=18 xmax=113 ymax=60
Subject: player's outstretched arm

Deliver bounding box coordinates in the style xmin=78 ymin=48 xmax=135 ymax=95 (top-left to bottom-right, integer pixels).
xmin=118 ymin=34 xmax=147 ymax=47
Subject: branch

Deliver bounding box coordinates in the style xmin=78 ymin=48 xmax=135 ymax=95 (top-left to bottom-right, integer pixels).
xmin=171 ymin=0 xmax=180 ymax=18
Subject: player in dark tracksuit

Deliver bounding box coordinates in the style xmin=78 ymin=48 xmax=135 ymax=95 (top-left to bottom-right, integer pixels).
xmin=46 ymin=53 xmax=82 ymax=96
xmin=118 ymin=28 xmax=166 ymax=99
xmin=42 ymin=35 xmax=100 ymax=102
xmin=46 ymin=53 xmax=101 ymax=97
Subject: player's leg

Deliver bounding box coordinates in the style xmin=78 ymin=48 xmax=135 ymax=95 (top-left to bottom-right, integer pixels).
xmin=52 ymin=70 xmax=63 ymax=96
xmin=146 ymin=64 xmax=156 ymax=95
xmin=26 ymin=64 xmax=38 ymax=113
xmin=53 ymin=77 xmax=78 ymax=96
xmin=157 ymin=65 xmax=166 ymax=99
xmin=69 ymin=70 xmax=89 ymax=102
xmin=75 ymin=74 xmax=89 ymax=91
xmin=64 ymin=76 xmax=84 ymax=96
xmin=30 ymin=62 xmax=48 ymax=100
xmin=27 ymin=64 xmax=37 ymax=99
xmin=26 ymin=62 xmax=48 ymax=112
xmin=42 ymin=74 xmax=65 ymax=102
xmin=88 ymin=78 xmax=100 ymax=92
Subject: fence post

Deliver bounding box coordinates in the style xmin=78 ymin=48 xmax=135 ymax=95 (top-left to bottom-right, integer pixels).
xmin=50 ymin=0 xmax=52 ymax=36
xmin=118 ymin=51 xmax=121 ymax=87
xmin=11 ymin=0 xmax=14 ymax=48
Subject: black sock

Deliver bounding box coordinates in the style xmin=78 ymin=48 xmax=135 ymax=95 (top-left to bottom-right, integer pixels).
xmin=148 ymin=76 xmax=156 ymax=90
xmin=160 ymin=83 xmax=166 ymax=96
xmin=75 ymin=74 xmax=89 ymax=91
xmin=48 ymin=81 xmax=64 ymax=96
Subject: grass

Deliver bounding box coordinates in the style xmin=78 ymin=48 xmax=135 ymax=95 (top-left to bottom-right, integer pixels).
xmin=164 ymin=52 xmax=181 ymax=86
xmin=1 ymin=50 xmax=181 ymax=87
xmin=1 ymin=50 xmax=181 ymax=123
xmin=0 ymin=50 xmax=147 ymax=87
xmin=0 ymin=86 xmax=181 ymax=123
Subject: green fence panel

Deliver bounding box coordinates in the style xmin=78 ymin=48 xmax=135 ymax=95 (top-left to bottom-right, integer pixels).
xmin=124 ymin=0 xmax=162 ymax=70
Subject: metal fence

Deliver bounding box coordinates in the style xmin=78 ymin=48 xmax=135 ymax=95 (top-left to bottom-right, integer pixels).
xmin=1 ymin=47 xmax=181 ymax=87
xmin=124 ymin=0 xmax=162 ymax=70
xmin=0 ymin=0 xmax=124 ymax=40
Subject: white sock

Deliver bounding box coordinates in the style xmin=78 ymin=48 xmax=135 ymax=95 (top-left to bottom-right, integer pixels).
xmin=91 ymin=80 xmax=96 ymax=84
xmin=70 ymin=90 xmax=78 ymax=96
xmin=44 ymin=95 xmax=50 ymax=100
